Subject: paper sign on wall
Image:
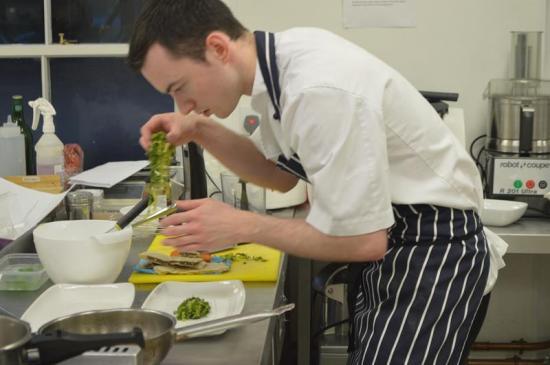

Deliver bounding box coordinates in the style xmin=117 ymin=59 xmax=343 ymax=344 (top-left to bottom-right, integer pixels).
xmin=343 ymin=0 xmax=416 ymax=28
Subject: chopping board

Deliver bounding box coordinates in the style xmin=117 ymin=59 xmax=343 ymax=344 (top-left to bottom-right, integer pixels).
xmin=128 ymin=235 xmax=282 ymax=284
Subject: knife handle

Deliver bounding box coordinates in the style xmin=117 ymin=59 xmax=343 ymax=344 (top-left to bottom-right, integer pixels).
xmin=114 ymin=196 xmax=150 ymax=230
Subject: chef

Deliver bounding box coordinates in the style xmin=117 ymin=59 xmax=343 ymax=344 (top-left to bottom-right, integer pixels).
xmin=128 ymin=0 xmax=490 ymax=363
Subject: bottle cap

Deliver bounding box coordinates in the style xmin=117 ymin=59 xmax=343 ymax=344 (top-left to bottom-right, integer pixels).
xmin=0 ymin=115 xmax=22 ymax=138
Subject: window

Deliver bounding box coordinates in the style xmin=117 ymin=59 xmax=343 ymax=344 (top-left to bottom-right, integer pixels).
xmin=0 ymin=0 xmax=172 ymax=169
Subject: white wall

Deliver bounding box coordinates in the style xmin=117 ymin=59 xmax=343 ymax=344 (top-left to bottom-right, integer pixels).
xmin=220 ymin=0 xmax=546 ymax=149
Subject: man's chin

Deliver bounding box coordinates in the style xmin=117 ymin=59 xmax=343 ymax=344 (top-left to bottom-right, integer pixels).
xmin=213 ymin=110 xmax=233 ymax=119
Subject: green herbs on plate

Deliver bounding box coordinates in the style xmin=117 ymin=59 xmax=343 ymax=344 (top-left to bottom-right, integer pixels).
xmin=174 ymin=296 xmax=211 ymax=320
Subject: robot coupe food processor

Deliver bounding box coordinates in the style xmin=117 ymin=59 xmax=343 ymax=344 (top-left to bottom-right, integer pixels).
xmin=484 ymin=32 xmax=550 ymax=214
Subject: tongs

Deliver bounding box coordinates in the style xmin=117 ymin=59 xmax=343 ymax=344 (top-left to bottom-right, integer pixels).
xmin=131 ymin=203 xmax=178 ymax=227
xmin=107 ymin=196 xmax=179 ymax=233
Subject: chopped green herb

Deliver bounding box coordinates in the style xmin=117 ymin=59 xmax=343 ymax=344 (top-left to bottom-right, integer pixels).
xmin=147 ymin=132 xmax=175 ymax=208
xmin=174 ymin=297 xmax=211 ymax=320
xmin=218 ymin=252 xmax=267 ymax=263
xmin=17 ymin=265 xmax=41 ymax=272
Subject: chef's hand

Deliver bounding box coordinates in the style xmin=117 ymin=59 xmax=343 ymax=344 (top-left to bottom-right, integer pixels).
xmin=159 ymin=198 xmax=250 ymax=252
xmin=139 ymin=112 xmax=208 ymax=151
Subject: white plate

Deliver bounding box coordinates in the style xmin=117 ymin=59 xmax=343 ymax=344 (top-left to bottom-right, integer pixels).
xmin=21 ymin=283 xmax=135 ymax=332
xmin=141 ymin=280 xmax=246 ymax=336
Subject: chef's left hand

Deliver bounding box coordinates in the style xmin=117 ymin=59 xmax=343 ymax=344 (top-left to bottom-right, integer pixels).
xmin=159 ymin=198 xmax=250 ymax=252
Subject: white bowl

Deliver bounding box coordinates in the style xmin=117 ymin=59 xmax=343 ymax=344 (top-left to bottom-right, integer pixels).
xmin=33 ymin=220 xmax=132 ymax=284
xmin=480 ymin=199 xmax=528 ymax=227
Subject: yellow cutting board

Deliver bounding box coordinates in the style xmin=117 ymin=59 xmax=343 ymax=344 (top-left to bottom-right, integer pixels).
xmin=128 ymin=235 xmax=282 ymax=283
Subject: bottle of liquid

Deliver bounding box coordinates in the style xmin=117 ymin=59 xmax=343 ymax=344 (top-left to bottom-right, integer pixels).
xmin=0 ymin=115 xmax=25 ymax=177
xmin=28 ymin=98 xmax=64 ymax=180
xmin=11 ymin=95 xmax=34 ymax=175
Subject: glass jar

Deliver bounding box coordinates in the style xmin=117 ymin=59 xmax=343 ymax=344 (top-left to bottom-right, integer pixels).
xmin=65 ymin=190 xmax=93 ymax=220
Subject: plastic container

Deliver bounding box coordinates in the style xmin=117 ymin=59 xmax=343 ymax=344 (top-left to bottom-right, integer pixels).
xmin=0 ymin=115 xmax=25 ymax=177
xmin=0 ymin=253 xmax=49 ymax=291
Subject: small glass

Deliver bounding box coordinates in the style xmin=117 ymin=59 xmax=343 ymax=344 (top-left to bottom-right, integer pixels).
xmin=65 ymin=190 xmax=94 ymax=220
xmin=220 ymin=172 xmax=266 ymax=213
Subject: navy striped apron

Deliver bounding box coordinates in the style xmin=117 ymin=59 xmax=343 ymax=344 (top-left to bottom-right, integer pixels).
xmin=254 ymin=31 xmax=489 ymax=365
xmin=348 ymin=205 xmax=489 ymax=365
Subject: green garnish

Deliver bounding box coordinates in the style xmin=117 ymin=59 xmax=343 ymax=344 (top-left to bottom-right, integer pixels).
xmin=147 ymin=132 xmax=175 ymax=207
xmin=174 ymin=297 xmax=211 ymax=320
xmin=17 ymin=265 xmax=40 ymax=272
xmin=218 ymin=252 xmax=267 ymax=263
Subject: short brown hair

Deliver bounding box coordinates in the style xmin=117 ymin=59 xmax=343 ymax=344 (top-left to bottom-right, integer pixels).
xmin=128 ymin=0 xmax=247 ymax=71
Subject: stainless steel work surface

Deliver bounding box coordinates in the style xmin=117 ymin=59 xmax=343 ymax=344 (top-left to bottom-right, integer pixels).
xmin=487 ymin=217 xmax=550 ymax=254
xmin=0 ymin=222 xmax=289 ymax=365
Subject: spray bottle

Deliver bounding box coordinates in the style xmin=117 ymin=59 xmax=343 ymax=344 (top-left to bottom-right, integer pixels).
xmin=29 ymin=98 xmax=64 ymax=179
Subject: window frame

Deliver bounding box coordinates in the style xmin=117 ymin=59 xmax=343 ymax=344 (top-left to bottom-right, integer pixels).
xmin=0 ymin=0 xmax=129 ymax=100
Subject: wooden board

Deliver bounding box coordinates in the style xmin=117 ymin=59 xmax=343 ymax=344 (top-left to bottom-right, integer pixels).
xmin=4 ymin=175 xmax=62 ymax=194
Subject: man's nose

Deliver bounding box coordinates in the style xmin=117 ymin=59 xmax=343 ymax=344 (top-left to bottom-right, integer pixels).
xmin=174 ymin=97 xmax=196 ymax=115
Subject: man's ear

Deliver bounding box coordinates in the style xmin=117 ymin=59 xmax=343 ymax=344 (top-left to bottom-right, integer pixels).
xmin=205 ymin=32 xmax=231 ymax=63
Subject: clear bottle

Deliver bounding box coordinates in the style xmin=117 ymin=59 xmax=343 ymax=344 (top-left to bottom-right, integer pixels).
xmin=11 ymin=95 xmax=34 ymax=175
xmin=28 ymin=98 xmax=64 ymax=180
xmin=0 ymin=116 xmax=25 ymax=177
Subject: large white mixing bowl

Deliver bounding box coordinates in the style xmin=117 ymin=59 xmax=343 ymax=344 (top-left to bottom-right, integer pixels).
xmin=33 ymin=220 xmax=132 ymax=284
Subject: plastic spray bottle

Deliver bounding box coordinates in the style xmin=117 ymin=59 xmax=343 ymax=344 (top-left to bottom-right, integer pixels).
xmin=29 ymin=98 xmax=64 ymax=179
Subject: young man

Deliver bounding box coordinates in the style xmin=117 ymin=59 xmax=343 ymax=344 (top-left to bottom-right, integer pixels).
xmin=128 ymin=1 xmax=489 ymax=363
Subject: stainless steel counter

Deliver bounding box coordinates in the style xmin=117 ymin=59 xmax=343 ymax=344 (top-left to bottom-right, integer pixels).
xmin=0 ymin=211 xmax=291 ymax=365
xmin=487 ymin=217 xmax=550 ymax=254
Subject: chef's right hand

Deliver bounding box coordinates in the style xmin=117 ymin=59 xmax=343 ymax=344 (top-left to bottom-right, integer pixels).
xmin=139 ymin=112 xmax=207 ymax=151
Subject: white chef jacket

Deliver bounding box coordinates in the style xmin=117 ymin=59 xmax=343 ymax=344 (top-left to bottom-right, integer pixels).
xmin=249 ymin=27 xmax=484 ymax=237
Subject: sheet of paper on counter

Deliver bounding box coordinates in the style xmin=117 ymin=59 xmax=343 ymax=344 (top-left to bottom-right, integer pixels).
xmin=0 ymin=178 xmax=68 ymax=240
xmin=68 ymin=160 xmax=149 ymax=188
xmin=343 ymin=0 xmax=416 ymax=28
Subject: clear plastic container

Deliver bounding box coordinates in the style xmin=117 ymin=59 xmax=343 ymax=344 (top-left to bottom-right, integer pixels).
xmin=0 ymin=253 xmax=48 ymax=291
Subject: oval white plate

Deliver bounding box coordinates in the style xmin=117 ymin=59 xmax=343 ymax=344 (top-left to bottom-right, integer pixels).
xmin=21 ymin=283 xmax=135 ymax=332
xmin=141 ymin=280 xmax=246 ymax=336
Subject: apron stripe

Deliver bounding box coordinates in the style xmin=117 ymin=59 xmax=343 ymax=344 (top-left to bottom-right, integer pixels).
xmin=254 ymin=30 xmax=309 ymax=182
xmin=419 ymin=243 xmax=467 ymax=364
xmin=254 ymin=31 xmax=280 ymax=120
xmin=276 ymin=154 xmax=309 ymax=182
xmin=365 ymin=245 xmax=418 ymax=364
xmin=386 ymin=244 xmax=436 ymax=364
xmin=267 ymin=32 xmax=282 ymax=113
xmin=403 ymin=242 xmax=452 ymax=364
xmin=348 ymin=204 xmax=489 ymax=365
xmin=432 ymin=239 xmax=479 ymax=364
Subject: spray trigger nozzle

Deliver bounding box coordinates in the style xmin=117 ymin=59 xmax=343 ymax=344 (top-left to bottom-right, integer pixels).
xmin=28 ymin=98 xmax=57 ymax=134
